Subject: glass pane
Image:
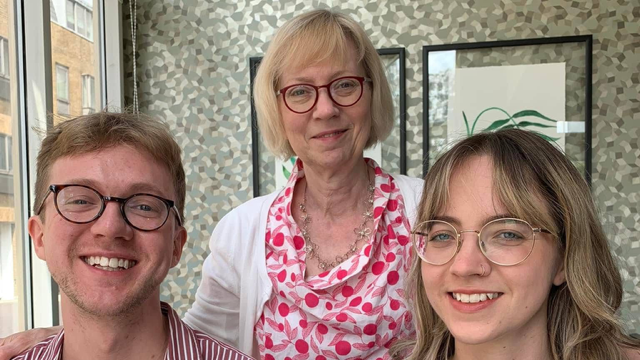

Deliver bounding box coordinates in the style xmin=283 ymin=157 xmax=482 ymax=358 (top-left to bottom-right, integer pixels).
xmin=65 ymin=0 xmax=74 ymax=31
xmin=0 ymin=136 xmax=6 ymax=170
xmin=81 ymin=75 xmax=94 ymax=114
xmin=85 ymin=10 xmax=92 ymax=41
xmin=55 ymin=65 xmax=68 ymax=101
xmin=0 ymin=0 xmax=24 ymax=338
xmin=76 ymin=5 xmax=85 ymax=38
xmin=51 ymin=0 xmax=99 ymax=120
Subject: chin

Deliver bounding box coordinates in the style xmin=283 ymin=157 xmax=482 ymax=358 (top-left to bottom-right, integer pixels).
xmin=448 ymin=325 xmax=501 ymax=346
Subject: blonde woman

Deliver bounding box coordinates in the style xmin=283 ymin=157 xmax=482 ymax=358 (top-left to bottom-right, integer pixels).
xmin=394 ymin=129 xmax=640 ymax=360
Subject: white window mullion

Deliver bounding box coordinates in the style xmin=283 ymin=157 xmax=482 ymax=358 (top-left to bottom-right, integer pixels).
xmin=103 ymin=0 xmax=122 ymax=108
xmin=22 ymin=0 xmax=55 ymax=329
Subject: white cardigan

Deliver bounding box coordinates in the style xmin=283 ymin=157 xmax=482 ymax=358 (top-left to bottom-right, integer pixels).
xmin=183 ymin=175 xmax=424 ymax=358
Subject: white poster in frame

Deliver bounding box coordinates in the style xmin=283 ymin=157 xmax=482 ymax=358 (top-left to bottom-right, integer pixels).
xmin=447 ymin=63 xmax=567 ymax=149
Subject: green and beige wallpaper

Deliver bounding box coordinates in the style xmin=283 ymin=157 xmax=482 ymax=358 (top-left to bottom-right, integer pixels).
xmin=123 ymin=0 xmax=640 ymax=333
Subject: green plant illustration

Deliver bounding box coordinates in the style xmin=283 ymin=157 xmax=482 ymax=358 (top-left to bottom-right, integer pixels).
xmin=463 ymin=107 xmax=560 ymax=142
xmin=282 ymin=156 xmax=297 ymax=179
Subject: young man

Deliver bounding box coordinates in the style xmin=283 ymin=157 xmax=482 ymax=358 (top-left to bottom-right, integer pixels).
xmin=13 ymin=112 xmax=251 ymax=360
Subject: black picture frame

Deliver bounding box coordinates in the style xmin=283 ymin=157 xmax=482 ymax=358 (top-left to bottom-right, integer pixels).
xmin=250 ymin=48 xmax=407 ymax=197
xmin=422 ymin=36 xmax=593 ymax=182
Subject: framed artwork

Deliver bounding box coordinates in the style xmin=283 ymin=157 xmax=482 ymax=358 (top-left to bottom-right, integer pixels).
xmin=250 ymin=48 xmax=407 ymax=197
xmin=423 ymin=35 xmax=592 ymax=181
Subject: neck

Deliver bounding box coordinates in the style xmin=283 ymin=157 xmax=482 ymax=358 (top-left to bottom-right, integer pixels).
xmin=60 ymin=297 xmax=168 ymax=360
xmin=451 ymin=324 xmax=552 ymax=360
xmin=302 ymin=157 xmax=371 ymax=219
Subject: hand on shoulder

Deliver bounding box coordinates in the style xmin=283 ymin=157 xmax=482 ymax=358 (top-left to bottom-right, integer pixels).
xmin=0 ymin=326 xmax=60 ymax=360
xmin=624 ymin=347 xmax=640 ymax=360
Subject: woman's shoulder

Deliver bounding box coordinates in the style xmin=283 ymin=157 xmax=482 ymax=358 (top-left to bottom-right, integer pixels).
xmin=392 ymin=174 xmax=424 ymax=188
xmin=219 ymin=190 xmax=281 ymax=224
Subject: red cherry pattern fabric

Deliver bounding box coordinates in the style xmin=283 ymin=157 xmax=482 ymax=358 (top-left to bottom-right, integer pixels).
xmin=255 ymin=159 xmax=415 ymax=360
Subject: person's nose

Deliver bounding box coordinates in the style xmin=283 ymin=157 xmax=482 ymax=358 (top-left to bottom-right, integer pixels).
xmin=448 ymin=231 xmax=492 ymax=277
xmin=311 ymin=87 xmax=339 ymax=120
xmin=90 ymin=201 xmax=134 ymax=241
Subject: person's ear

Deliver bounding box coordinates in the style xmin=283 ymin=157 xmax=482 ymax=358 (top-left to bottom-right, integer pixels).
xmin=28 ymin=216 xmax=46 ymax=261
xmin=171 ymin=226 xmax=187 ymax=267
xmin=553 ymin=259 xmax=566 ymax=286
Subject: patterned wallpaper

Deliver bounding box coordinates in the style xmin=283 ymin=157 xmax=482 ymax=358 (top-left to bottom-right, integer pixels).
xmin=123 ymin=0 xmax=640 ymax=333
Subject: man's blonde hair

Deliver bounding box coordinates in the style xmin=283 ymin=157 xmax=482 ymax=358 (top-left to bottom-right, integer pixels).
xmin=253 ymin=9 xmax=394 ymax=159
xmin=393 ymin=129 xmax=640 ymax=360
xmin=34 ymin=112 xmax=186 ymax=222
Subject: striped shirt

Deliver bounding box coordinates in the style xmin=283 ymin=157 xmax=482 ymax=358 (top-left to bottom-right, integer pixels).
xmin=12 ymin=302 xmax=253 ymax=360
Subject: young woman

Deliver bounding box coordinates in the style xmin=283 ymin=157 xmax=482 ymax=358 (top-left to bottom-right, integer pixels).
xmin=395 ymin=129 xmax=640 ymax=360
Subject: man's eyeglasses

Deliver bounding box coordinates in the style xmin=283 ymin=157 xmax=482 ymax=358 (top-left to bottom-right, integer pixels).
xmin=411 ymin=218 xmax=552 ymax=266
xmin=36 ymin=184 xmax=183 ymax=231
xmin=276 ymin=76 xmax=372 ymax=114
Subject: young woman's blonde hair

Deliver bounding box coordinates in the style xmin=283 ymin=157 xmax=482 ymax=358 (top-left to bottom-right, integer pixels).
xmin=253 ymin=9 xmax=393 ymax=159
xmin=34 ymin=111 xmax=186 ymax=223
xmin=392 ymin=129 xmax=640 ymax=360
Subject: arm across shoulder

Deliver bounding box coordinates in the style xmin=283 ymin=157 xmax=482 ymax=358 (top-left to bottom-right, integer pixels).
xmin=0 ymin=326 xmax=61 ymax=360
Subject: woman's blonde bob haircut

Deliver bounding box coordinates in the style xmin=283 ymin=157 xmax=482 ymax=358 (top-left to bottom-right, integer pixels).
xmin=392 ymin=129 xmax=640 ymax=360
xmin=253 ymin=9 xmax=394 ymax=159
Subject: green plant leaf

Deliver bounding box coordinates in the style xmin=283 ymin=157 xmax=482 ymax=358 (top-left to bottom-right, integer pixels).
xmin=483 ymin=118 xmax=512 ymax=132
xmin=512 ymin=110 xmax=556 ymax=122
xmin=514 ymin=121 xmax=556 ymax=129
xmin=463 ymin=111 xmax=471 ymax=136
xmin=470 ymin=107 xmax=517 ymax=134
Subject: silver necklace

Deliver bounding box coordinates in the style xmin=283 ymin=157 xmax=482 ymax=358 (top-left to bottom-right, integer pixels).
xmin=299 ymin=177 xmax=375 ymax=271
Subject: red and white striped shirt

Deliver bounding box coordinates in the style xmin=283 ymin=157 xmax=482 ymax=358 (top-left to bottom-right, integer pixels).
xmin=12 ymin=302 xmax=253 ymax=360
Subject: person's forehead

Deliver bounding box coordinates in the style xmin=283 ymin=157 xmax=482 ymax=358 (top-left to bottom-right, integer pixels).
xmin=48 ymin=146 xmax=174 ymax=197
xmin=280 ymin=41 xmax=361 ymax=78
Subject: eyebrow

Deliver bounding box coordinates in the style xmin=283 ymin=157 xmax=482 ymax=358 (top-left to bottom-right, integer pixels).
xmin=432 ymin=213 xmax=515 ymax=227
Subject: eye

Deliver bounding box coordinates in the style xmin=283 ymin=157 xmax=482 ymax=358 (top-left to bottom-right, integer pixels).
xmin=64 ymin=197 xmax=96 ymax=206
xmin=429 ymin=232 xmax=454 ymax=242
xmin=336 ymin=80 xmax=356 ymax=89
xmin=286 ymin=86 xmax=313 ymax=98
xmin=331 ymin=78 xmax=359 ymax=93
xmin=496 ymin=231 xmax=523 ymax=240
xmin=134 ymin=204 xmax=153 ymax=212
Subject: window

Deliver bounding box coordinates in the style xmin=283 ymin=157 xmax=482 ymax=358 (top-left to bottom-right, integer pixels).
xmin=55 ymin=64 xmax=69 ymax=115
xmin=0 ymin=135 xmax=10 ymax=172
xmin=82 ymin=74 xmax=94 ymax=114
xmin=0 ymin=37 xmax=9 ymax=103
xmin=56 ymin=0 xmax=92 ymax=41
xmin=0 ymin=0 xmax=116 ymax=338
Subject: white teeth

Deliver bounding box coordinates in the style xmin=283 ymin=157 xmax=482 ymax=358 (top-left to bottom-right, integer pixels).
xmin=83 ymin=256 xmax=136 ymax=271
xmin=452 ymin=292 xmax=500 ymax=304
xmin=318 ymin=131 xmax=342 ymax=138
